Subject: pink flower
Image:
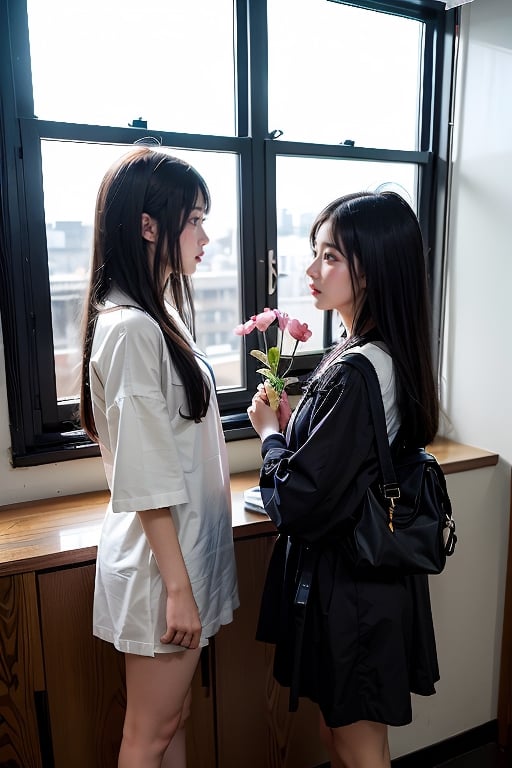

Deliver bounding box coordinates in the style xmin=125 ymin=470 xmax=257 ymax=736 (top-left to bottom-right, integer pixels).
xmin=234 ymin=318 xmax=257 ymax=336
xmin=288 ymin=318 xmax=312 ymax=342
xmin=253 ymin=308 xmax=276 ymax=332
xmin=273 ymin=309 xmax=289 ymax=331
xmin=234 ymin=308 xmax=312 ymax=409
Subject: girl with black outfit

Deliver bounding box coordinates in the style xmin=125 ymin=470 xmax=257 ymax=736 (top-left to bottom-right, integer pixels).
xmin=248 ymin=192 xmax=440 ymax=768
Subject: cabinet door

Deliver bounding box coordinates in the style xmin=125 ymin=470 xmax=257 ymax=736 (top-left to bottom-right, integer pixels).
xmin=214 ymin=535 xmax=328 ymax=768
xmin=0 ymin=573 xmax=45 ymax=768
xmin=38 ymin=562 xmax=215 ymax=768
xmin=38 ymin=563 xmax=126 ymax=768
xmin=186 ymin=646 xmax=216 ymax=768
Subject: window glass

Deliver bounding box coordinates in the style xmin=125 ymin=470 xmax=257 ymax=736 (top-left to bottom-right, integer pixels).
xmin=268 ymin=0 xmax=423 ymax=150
xmin=27 ymin=0 xmax=235 ymax=135
xmin=1 ymin=0 xmax=445 ymax=464
xmin=41 ymin=141 xmax=242 ymax=400
xmin=276 ymin=155 xmax=417 ymax=350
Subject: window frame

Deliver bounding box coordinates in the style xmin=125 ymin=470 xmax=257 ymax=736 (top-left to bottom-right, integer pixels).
xmin=0 ymin=0 xmax=454 ymax=466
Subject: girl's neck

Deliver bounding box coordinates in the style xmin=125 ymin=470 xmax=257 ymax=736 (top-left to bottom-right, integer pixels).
xmin=317 ymin=327 xmax=381 ymax=375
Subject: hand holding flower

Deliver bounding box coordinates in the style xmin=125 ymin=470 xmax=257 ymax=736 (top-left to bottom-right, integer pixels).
xmin=234 ymin=307 xmax=312 ymax=411
xmin=248 ymin=384 xmax=291 ymax=435
xmin=247 ymin=386 xmax=280 ymax=441
xmin=275 ymin=389 xmax=292 ymax=431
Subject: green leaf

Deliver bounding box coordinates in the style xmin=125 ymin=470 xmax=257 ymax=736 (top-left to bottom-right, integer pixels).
xmin=250 ymin=349 xmax=269 ymax=366
xmin=255 ymin=368 xmax=273 ymax=378
xmin=264 ymin=373 xmax=285 ymax=394
xmin=267 ymin=346 xmax=280 ymax=373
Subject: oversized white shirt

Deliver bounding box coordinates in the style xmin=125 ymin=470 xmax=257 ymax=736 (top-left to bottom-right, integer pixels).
xmin=90 ymin=287 xmax=239 ymax=655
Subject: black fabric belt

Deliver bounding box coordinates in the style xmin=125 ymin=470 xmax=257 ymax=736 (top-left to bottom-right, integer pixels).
xmin=290 ymin=543 xmax=318 ymax=712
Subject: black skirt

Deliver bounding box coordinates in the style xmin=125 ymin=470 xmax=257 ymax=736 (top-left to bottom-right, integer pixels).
xmin=256 ymin=534 xmax=439 ymax=728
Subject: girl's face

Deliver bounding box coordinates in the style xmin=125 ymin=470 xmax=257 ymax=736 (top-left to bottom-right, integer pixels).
xmin=178 ymin=190 xmax=209 ymax=276
xmin=142 ymin=190 xmax=209 ymax=286
xmin=306 ymin=219 xmax=366 ymax=334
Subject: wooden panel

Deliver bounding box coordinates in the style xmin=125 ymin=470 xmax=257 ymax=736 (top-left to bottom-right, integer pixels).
xmin=0 ymin=573 xmax=44 ymax=768
xmin=0 ymin=491 xmax=108 ymax=575
xmin=214 ymin=535 xmax=328 ymax=768
xmin=38 ymin=564 xmax=126 ymax=768
xmin=0 ymin=439 xmax=499 ymax=577
xmin=186 ymin=647 xmax=216 ymax=768
xmin=38 ymin=562 xmax=215 ymax=768
xmin=426 ymin=436 xmax=498 ymax=475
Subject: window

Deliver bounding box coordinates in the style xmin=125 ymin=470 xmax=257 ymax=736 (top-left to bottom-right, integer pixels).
xmin=40 ymin=141 xmax=242 ymax=400
xmin=0 ymin=0 xmax=454 ymax=466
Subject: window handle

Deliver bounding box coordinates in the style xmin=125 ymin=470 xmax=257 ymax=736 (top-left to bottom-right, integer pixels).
xmin=267 ymin=249 xmax=277 ymax=295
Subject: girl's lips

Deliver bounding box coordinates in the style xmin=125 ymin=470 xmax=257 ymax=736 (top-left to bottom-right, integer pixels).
xmin=309 ymin=284 xmax=320 ymax=296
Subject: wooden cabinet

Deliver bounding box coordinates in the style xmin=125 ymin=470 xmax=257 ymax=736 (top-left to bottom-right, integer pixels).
xmin=37 ymin=563 xmax=215 ymax=768
xmin=0 ymin=573 xmax=45 ymax=768
xmin=185 ymin=649 xmax=216 ymax=768
xmin=214 ymin=535 xmax=328 ymax=768
xmin=38 ymin=564 xmax=126 ymax=768
xmin=0 ymin=565 xmax=214 ymax=768
xmin=0 ymin=538 xmax=327 ymax=768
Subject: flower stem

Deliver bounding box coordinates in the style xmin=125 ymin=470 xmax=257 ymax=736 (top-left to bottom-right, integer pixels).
xmin=281 ymin=339 xmax=299 ymax=377
xmin=261 ymin=330 xmax=268 ymax=357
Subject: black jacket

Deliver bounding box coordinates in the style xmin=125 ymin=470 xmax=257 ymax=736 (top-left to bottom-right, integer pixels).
xmin=256 ymin=358 xmax=439 ymax=728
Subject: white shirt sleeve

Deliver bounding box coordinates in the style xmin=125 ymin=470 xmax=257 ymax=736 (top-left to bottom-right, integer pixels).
xmin=92 ymin=311 xmax=189 ymax=513
xmin=107 ymin=393 xmax=189 ymax=512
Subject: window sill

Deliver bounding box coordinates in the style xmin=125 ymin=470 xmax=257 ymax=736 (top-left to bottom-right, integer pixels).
xmin=11 ymin=415 xmax=258 ymax=467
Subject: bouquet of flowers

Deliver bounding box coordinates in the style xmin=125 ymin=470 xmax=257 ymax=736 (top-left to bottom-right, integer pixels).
xmin=234 ymin=308 xmax=312 ymax=410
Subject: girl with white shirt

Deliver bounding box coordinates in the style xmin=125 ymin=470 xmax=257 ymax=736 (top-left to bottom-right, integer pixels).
xmin=80 ymin=147 xmax=238 ymax=768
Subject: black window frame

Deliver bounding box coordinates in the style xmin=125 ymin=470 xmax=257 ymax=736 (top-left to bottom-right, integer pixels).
xmin=0 ymin=0 xmax=454 ymax=467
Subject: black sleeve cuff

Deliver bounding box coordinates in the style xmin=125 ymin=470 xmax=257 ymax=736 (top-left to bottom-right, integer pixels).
xmin=261 ymin=432 xmax=287 ymax=458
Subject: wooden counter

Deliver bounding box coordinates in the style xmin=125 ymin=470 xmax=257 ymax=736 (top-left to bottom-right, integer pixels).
xmin=0 ymin=438 xmax=498 ymax=577
xmin=0 ymin=438 xmax=500 ymax=768
xmin=0 ymin=469 xmax=266 ymax=576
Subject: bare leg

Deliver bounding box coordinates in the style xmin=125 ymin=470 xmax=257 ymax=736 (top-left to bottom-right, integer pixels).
xmin=320 ymin=715 xmax=391 ymax=768
xmin=118 ymin=647 xmax=201 ymax=768
xmin=161 ymin=726 xmax=186 ymax=768
xmin=319 ymin=711 xmax=345 ymax=768
xmin=161 ymin=689 xmax=192 ymax=768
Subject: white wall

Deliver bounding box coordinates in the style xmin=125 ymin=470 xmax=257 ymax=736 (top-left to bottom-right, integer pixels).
xmin=442 ymin=0 xmax=512 ymax=465
xmin=390 ymin=464 xmax=508 ymax=757
xmin=390 ymin=0 xmax=512 ymax=752
xmin=0 ymin=0 xmax=511 ymax=756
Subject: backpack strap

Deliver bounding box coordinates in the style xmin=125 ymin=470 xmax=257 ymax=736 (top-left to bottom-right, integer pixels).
xmin=342 ymin=353 xmax=401 ymax=529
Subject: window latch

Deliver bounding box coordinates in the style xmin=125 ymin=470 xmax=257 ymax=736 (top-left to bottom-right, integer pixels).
xmin=267 ymin=249 xmax=277 ymax=295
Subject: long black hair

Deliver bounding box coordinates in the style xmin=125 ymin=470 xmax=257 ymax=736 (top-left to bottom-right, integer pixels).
xmin=80 ymin=147 xmax=211 ymax=440
xmin=310 ymin=191 xmax=439 ymax=447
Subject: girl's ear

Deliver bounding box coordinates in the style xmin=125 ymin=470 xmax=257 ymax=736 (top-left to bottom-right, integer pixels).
xmin=141 ymin=213 xmax=158 ymax=243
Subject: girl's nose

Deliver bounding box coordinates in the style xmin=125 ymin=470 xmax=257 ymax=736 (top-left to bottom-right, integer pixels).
xmin=306 ymin=255 xmax=319 ymax=277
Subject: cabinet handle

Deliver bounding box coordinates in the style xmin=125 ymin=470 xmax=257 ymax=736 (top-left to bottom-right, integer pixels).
xmin=34 ymin=690 xmax=55 ymax=767
xmin=200 ymin=646 xmax=210 ymax=689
